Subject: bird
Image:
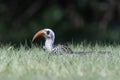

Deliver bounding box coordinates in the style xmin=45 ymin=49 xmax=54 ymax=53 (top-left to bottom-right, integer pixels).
xmin=32 ymin=28 xmax=111 ymax=54
xmin=32 ymin=28 xmax=77 ymax=54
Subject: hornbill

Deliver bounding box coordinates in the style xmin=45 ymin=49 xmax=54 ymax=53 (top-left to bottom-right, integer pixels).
xmin=32 ymin=28 xmax=111 ymax=54
xmin=32 ymin=28 xmax=74 ymax=53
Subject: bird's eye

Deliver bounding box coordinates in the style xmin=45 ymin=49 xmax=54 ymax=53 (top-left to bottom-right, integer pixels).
xmin=46 ymin=31 xmax=50 ymax=35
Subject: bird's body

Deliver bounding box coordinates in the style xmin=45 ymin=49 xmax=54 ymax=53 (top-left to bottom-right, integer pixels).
xmin=32 ymin=28 xmax=74 ymax=54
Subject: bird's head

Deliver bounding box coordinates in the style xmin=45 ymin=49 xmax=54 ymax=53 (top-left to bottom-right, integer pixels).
xmin=32 ymin=28 xmax=55 ymax=42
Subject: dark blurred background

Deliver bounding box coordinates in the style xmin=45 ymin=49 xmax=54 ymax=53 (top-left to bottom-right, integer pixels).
xmin=0 ymin=0 xmax=120 ymax=45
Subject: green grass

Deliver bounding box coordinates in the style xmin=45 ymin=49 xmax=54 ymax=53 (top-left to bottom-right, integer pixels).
xmin=0 ymin=44 xmax=120 ymax=80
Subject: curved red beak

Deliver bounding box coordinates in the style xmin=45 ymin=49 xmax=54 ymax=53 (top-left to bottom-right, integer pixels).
xmin=32 ymin=29 xmax=45 ymax=42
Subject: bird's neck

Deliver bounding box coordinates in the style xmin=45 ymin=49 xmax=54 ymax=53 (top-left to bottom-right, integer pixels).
xmin=45 ymin=38 xmax=54 ymax=51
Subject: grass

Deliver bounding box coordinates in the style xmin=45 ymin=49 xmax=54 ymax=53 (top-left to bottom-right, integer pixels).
xmin=0 ymin=43 xmax=120 ymax=80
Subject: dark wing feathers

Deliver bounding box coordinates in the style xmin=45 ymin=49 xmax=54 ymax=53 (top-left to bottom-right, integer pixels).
xmin=52 ymin=44 xmax=73 ymax=54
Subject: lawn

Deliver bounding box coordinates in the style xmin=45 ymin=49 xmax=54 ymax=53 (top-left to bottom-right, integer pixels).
xmin=0 ymin=44 xmax=120 ymax=80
